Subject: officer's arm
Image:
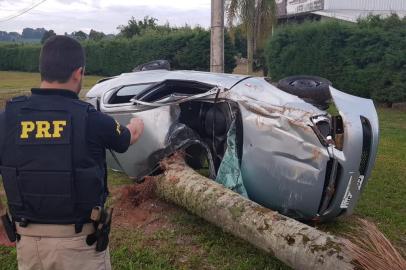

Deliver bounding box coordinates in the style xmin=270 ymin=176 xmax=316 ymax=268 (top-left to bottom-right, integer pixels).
xmin=88 ymin=109 xmax=132 ymax=153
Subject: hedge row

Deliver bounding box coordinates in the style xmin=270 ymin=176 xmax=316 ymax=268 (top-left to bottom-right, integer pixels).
xmin=266 ymin=16 xmax=406 ymax=104
xmin=0 ymin=44 xmax=40 ymax=72
xmin=0 ymin=29 xmax=236 ymax=76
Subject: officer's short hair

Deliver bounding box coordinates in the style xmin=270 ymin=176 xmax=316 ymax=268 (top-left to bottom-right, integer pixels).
xmin=40 ymin=35 xmax=85 ymax=83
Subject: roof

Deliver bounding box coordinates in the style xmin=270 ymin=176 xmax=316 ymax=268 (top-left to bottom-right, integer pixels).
xmin=324 ymin=0 xmax=406 ymax=11
xmin=277 ymin=0 xmax=406 ymax=22
xmin=315 ymin=0 xmax=406 ymax=22
xmin=313 ymin=9 xmax=406 ymax=22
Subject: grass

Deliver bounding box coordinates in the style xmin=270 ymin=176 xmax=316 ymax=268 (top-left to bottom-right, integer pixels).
xmin=353 ymin=109 xmax=406 ymax=244
xmin=0 ymin=71 xmax=102 ymax=92
xmin=0 ymin=71 xmax=405 ymax=268
xmin=318 ymin=108 xmax=406 ymax=256
xmin=0 ymin=71 xmax=102 ymax=108
xmin=109 ymin=219 xmax=288 ymax=270
xmin=0 ymin=247 xmax=17 ymax=270
xmin=109 ymin=171 xmax=289 ymax=270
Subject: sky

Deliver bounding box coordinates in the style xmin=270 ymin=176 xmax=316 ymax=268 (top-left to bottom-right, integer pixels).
xmin=0 ymin=0 xmax=212 ymax=34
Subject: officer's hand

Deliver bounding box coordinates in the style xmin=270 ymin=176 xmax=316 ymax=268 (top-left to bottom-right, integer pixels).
xmin=127 ymin=117 xmax=144 ymax=145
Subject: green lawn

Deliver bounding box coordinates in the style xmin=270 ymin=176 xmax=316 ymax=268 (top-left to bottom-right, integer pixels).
xmin=319 ymin=108 xmax=406 ymax=252
xmin=0 ymin=71 xmax=102 ymax=92
xmin=0 ymin=71 xmax=405 ymax=269
xmin=354 ymin=109 xmax=406 ymax=244
xmin=0 ymin=71 xmax=102 ymax=109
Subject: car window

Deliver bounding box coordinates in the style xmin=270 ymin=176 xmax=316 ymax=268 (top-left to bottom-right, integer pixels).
xmin=109 ymin=83 xmax=153 ymax=104
xmin=117 ymin=84 xmax=152 ymax=96
xmin=137 ymin=80 xmax=214 ymax=102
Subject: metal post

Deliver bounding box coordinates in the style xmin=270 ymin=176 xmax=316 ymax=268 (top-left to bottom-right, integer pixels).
xmin=210 ymin=0 xmax=224 ymax=73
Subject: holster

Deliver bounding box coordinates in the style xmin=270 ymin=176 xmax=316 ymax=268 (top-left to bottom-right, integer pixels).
xmin=86 ymin=207 xmax=113 ymax=252
xmin=1 ymin=213 xmax=17 ymax=242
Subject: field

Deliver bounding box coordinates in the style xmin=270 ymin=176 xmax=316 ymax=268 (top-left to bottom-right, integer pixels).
xmin=0 ymin=71 xmax=405 ymax=269
xmin=0 ymin=71 xmax=102 ymax=100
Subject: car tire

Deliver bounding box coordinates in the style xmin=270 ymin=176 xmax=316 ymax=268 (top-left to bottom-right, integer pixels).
xmin=133 ymin=60 xmax=170 ymax=72
xmin=277 ymin=76 xmax=332 ymax=107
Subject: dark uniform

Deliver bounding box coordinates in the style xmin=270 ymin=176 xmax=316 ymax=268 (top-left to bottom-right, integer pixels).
xmin=0 ymin=88 xmax=130 ymax=270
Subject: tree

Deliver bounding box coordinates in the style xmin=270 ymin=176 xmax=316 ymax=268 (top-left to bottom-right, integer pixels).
xmin=22 ymin=28 xmax=46 ymax=39
xmin=117 ymin=16 xmax=158 ymax=38
xmin=226 ymin=0 xmax=276 ymax=74
xmin=155 ymin=156 xmax=356 ymax=269
xmin=0 ymin=31 xmax=22 ymax=41
xmin=41 ymin=30 xmax=56 ymax=44
xmin=89 ymin=29 xmax=106 ymax=41
xmin=156 ymin=155 xmax=406 ymax=270
xmin=71 ymin=31 xmax=88 ymax=41
xmin=228 ymin=24 xmax=247 ymax=58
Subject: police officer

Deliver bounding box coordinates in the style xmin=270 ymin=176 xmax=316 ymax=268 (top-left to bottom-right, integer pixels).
xmin=0 ymin=35 xmax=144 ymax=270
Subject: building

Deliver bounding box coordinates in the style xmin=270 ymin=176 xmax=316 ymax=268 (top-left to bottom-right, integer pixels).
xmin=277 ymin=0 xmax=406 ymax=22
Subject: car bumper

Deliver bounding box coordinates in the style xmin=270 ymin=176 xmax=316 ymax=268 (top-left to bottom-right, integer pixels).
xmin=317 ymin=87 xmax=379 ymax=220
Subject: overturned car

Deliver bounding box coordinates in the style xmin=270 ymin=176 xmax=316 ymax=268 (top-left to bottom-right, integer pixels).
xmin=86 ymin=70 xmax=379 ymax=222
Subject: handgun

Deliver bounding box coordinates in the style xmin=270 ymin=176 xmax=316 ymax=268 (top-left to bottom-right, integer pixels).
xmin=86 ymin=206 xmax=113 ymax=252
xmin=0 ymin=199 xmax=16 ymax=242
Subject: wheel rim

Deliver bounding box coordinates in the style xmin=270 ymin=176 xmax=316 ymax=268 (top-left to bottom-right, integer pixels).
xmin=290 ymin=79 xmax=320 ymax=88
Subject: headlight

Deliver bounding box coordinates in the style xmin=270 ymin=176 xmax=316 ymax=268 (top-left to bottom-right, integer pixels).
xmin=311 ymin=115 xmax=332 ymax=146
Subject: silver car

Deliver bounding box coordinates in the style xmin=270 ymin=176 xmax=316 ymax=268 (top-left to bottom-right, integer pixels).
xmin=86 ymin=69 xmax=379 ymax=222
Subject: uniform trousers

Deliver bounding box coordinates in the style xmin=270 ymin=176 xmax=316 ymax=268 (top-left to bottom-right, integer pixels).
xmin=15 ymin=223 xmax=111 ymax=270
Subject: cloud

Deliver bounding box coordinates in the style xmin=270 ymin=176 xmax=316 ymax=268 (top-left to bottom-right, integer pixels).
xmin=0 ymin=0 xmax=211 ymax=33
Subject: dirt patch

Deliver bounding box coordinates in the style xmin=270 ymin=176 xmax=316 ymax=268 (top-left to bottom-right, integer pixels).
xmin=120 ymin=176 xmax=157 ymax=207
xmin=0 ymin=177 xmax=175 ymax=247
xmin=112 ymin=177 xmax=178 ymax=234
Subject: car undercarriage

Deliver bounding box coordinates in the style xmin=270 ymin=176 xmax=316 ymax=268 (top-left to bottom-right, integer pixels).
xmin=87 ymin=70 xmax=379 ymax=222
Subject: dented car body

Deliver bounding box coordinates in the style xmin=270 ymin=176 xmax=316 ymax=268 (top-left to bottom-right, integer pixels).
xmin=86 ymin=70 xmax=379 ymax=222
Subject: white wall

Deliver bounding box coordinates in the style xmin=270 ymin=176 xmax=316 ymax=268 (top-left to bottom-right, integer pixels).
xmin=286 ymin=0 xmax=324 ymax=15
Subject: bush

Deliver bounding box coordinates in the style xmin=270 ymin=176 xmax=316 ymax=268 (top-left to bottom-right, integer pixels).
xmin=266 ymin=15 xmax=406 ymax=104
xmin=0 ymin=43 xmax=40 ymax=72
xmin=0 ymin=29 xmax=237 ymax=76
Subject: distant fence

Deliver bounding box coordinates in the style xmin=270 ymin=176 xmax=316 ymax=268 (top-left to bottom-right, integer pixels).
xmin=0 ymin=30 xmax=237 ymax=77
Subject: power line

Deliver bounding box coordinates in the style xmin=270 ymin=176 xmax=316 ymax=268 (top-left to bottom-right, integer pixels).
xmin=0 ymin=0 xmax=48 ymax=23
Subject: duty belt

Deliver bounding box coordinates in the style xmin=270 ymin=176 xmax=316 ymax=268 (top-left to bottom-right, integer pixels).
xmin=15 ymin=223 xmax=95 ymax=238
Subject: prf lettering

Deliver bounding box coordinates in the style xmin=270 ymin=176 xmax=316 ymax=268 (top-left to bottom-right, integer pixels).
xmin=20 ymin=121 xmax=67 ymax=139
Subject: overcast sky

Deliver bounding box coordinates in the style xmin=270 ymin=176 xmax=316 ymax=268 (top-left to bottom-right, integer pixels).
xmin=0 ymin=0 xmax=212 ymax=34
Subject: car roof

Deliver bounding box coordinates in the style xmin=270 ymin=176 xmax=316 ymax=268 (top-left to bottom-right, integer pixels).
xmin=98 ymin=70 xmax=251 ymax=90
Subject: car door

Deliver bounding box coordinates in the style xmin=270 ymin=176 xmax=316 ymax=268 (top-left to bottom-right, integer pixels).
xmin=100 ymin=80 xmax=221 ymax=180
xmin=99 ymin=83 xmax=178 ymax=179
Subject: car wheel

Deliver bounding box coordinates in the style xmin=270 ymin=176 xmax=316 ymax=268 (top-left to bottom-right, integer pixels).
xmin=277 ymin=76 xmax=332 ymax=108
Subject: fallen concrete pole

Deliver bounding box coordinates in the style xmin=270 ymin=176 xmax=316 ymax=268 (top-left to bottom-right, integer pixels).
xmin=155 ymin=156 xmax=355 ymax=270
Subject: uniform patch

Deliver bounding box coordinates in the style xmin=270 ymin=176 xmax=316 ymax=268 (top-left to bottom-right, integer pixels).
xmin=18 ymin=112 xmax=71 ymax=145
xmin=115 ymin=120 xmax=121 ymax=135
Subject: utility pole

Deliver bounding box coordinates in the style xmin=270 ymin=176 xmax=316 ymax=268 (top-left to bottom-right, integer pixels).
xmin=210 ymin=0 xmax=224 ymax=73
